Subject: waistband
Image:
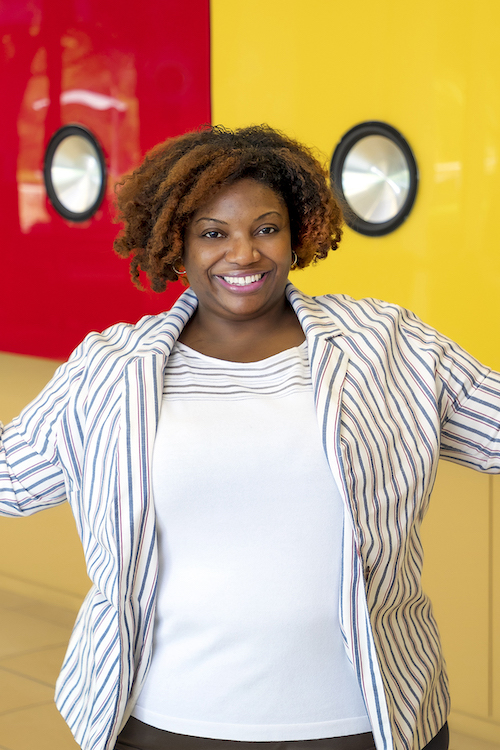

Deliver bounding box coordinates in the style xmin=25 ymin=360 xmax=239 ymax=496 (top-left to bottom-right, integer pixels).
xmin=115 ymin=717 xmax=376 ymax=750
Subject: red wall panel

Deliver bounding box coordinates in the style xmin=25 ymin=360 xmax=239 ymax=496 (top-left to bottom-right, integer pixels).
xmin=0 ymin=0 xmax=210 ymax=358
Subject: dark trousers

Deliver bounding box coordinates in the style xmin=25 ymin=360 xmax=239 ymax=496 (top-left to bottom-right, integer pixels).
xmin=115 ymin=717 xmax=449 ymax=750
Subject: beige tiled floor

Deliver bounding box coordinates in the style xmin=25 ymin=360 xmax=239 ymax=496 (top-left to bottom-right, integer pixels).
xmin=452 ymin=737 xmax=500 ymax=750
xmin=0 ymin=589 xmax=79 ymax=750
xmin=0 ymin=586 xmax=499 ymax=750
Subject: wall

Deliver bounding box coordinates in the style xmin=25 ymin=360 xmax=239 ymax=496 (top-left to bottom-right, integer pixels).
xmin=1 ymin=0 xmax=499 ymax=744
xmin=0 ymin=0 xmax=209 ymax=359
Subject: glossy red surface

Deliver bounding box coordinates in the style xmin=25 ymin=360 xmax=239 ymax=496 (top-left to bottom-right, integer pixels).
xmin=0 ymin=0 xmax=210 ymax=358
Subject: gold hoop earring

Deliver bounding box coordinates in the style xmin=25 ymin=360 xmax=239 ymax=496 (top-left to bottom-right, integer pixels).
xmin=290 ymin=251 xmax=298 ymax=270
xmin=173 ymin=262 xmax=187 ymax=276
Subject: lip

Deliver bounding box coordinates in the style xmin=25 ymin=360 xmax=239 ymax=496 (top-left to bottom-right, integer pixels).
xmin=214 ymin=271 xmax=270 ymax=293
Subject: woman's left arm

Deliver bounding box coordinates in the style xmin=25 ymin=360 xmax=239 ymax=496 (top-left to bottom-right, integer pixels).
xmin=424 ymin=324 xmax=500 ymax=472
xmin=439 ymin=361 xmax=500 ymax=472
xmin=395 ymin=305 xmax=500 ymax=472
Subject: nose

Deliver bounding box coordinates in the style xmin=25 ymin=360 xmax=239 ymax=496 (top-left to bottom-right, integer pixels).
xmin=224 ymin=234 xmax=261 ymax=265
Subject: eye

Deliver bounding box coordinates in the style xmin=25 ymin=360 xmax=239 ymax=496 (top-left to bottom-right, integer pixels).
xmin=257 ymin=226 xmax=277 ymax=235
xmin=202 ymin=230 xmax=224 ymax=239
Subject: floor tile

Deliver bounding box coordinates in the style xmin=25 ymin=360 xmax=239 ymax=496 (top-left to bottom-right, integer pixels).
xmin=0 ymin=667 xmax=54 ymax=715
xmin=0 ymin=702 xmax=79 ymax=750
xmin=15 ymin=601 xmax=77 ymax=629
xmin=451 ymin=733 xmax=500 ymax=750
xmin=0 ymin=644 xmax=68 ymax=687
xmin=0 ymin=609 xmax=71 ymax=659
xmin=0 ymin=590 xmax=34 ymax=611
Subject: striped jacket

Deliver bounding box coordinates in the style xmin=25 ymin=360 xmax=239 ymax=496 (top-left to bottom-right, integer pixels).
xmin=1 ymin=284 xmax=499 ymax=750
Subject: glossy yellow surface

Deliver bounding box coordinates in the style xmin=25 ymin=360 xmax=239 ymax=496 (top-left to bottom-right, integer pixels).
xmin=212 ymin=0 xmax=500 ymax=370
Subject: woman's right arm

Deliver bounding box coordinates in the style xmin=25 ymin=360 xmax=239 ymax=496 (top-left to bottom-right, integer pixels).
xmin=0 ymin=340 xmax=88 ymax=517
xmin=0 ymin=420 xmax=67 ymax=516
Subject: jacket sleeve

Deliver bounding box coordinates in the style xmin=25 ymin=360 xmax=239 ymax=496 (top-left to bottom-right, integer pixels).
xmin=402 ymin=308 xmax=500 ymax=472
xmin=0 ymin=339 xmax=88 ymax=517
xmin=439 ymin=357 xmax=500 ymax=472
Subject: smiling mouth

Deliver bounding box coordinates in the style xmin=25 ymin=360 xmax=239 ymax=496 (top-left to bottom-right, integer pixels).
xmin=220 ymin=273 xmax=265 ymax=286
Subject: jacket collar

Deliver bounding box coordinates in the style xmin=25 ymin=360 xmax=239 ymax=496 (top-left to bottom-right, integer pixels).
xmin=131 ymin=286 xmax=199 ymax=359
xmin=285 ymin=282 xmax=345 ymax=341
xmin=133 ymin=281 xmax=345 ymax=360
xmin=157 ymin=281 xmax=344 ymax=347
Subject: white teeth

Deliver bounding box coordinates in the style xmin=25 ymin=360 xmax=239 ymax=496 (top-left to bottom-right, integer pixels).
xmin=222 ymin=273 xmax=264 ymax=286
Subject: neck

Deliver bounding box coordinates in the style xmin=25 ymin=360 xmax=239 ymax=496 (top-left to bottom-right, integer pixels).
xmin=179 ymin=296 xmax=305 ymax=362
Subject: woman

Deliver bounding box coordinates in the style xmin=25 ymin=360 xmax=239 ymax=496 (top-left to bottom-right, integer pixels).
xmin=1 ymin=125 xmax=499 ymax=750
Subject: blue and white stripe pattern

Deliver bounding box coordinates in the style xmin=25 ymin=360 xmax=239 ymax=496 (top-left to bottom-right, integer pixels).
xmin=1 ymin=283 xmax=499 ymax=750
xmin=163 ymin=339 xmax=311 ymax=400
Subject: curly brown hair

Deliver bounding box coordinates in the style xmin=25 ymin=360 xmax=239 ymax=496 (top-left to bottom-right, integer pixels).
xmin=113 ymin=125 xmax=343 ymax=292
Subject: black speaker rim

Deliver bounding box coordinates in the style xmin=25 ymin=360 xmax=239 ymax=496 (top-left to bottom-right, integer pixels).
xmin=330 ymin=121 xmax=419 ymax=237
xmin=43 ymin=124 xmax=107 ymax=223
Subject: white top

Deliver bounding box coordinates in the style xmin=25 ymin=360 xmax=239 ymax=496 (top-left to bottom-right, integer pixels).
xmin=133 ymin=341 xmax=370 ymax=741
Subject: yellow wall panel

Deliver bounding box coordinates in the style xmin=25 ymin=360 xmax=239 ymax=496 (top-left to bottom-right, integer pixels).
xmin=211 ymin=0 xmax=500 ymax=370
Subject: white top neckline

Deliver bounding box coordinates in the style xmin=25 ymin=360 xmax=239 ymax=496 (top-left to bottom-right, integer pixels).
xmin=174 ymin=338 xmax=308 ymax=366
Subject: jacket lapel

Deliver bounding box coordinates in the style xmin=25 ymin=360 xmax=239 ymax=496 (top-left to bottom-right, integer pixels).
xmin=118 ymin=286 xmax=199 ymax=540
xmin=115 ymin=289 xmax=198 ymax=725
xmin=287 ymin=284 xmax=351 ymax=511
xmin=288 ymin=285 xmax=394 ymax=750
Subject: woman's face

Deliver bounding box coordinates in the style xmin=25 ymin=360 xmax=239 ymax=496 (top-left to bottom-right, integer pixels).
xmin=182 ymin=178 xmax=293 ymax=325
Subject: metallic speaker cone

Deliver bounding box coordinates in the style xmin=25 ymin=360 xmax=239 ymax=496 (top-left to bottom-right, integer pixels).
xmin=44 ymin=125 xmax=106 ymax=222
xmin=50 ymin=135 xmax=103 ymax=214
xmin=331 ymin=122 xmax=418 ymax=236
xmin=342 ymin=135 xmax=411 ymax=223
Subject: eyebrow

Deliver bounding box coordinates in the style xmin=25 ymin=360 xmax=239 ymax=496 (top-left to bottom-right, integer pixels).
xmin=194 ymin=211 xmax=283 ymax=224
xmin=194 ymin=217 xmax=229 ymax=224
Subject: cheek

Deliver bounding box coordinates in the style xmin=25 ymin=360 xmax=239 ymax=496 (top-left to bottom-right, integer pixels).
xmin=182 ymin=243 xmax=201 ymax=276
xmin=183 ymin=250 xmax=213 ymax=287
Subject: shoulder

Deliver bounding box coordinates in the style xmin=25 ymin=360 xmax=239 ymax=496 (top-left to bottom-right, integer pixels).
xmin=310 ymin=292 xmax=492 ymax=382
xmin=75 ymin=288 xmax=198 ymax=371
xmin=293 ymin=287 xmax=424 ymax=339
xmin=9 ymin=312 xmax=173 ymax=431
xmin=313 ymin=292 xmax=404 ymax=320
xmin=292 ymin=286 xmax=465 ymax=363
xmin=83 ymin=312 xmax=170 ymax=358
xmin=310 ymin=291 xmax=439 ymax=340
xmin=66 ymin=313 xmax=172 ymax=400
